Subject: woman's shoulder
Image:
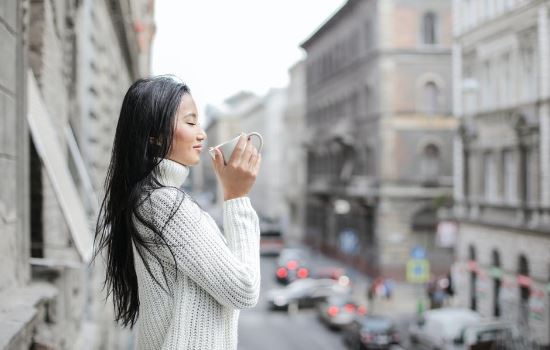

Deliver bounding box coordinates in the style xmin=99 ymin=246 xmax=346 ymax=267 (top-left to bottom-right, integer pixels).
xmin=139 ymin=186 xmax=199 ymax=216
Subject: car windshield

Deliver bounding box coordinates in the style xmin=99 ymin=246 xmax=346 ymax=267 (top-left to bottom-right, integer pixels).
xmin=279 ymin=249 xmax=309 ymax=260
xmin=326 ymin=295 xmax=353 ymax=305
xmin=287 ymin=279 xmax=315 ymax=291
xmin=361 ymin=317 xmax=393 ymax=332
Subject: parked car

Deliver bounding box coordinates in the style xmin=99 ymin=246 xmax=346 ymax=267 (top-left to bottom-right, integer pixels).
xmin=275 ymin=248 xmax=312 ymax=284
xmin=259 ymin=217 xmax=284 ymax=256
xmin=267 ymin=278 xmax=351 ymax=311
xmin=455 ymin=319 xmax=521 ymax=350
xmin=317 ymin=294 xmax=367 ymax=330
xmin=409 ymin=307 xmax=482 ymax=349
xmin=311 ymin=266 xmax=348 ymax=279
xmin=342 ymin=315 xmax=400 ymax=349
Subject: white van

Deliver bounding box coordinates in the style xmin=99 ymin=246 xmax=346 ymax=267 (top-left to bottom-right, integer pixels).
xmin=409 ymin=308 xmax=520 ymax=350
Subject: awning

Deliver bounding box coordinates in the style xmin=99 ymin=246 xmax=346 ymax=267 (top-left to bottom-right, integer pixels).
xmin=26 ymin=70 xmax=93 ymax=263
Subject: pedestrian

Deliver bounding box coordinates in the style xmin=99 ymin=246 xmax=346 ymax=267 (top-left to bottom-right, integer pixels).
xmin=93 ymin=76 xmax=262 ymax=350
xmin=383 ymin=278 xmax=394 ymax=299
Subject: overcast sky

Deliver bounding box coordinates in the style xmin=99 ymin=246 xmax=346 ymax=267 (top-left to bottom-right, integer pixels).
xmin=151 ymin=0 xmax=346 ymax=118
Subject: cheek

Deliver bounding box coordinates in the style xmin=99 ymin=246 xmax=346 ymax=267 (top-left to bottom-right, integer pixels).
xmin=173 ymin=126 xmax=191 ymax=145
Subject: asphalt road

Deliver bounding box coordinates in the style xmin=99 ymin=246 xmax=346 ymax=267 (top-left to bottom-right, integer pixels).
xmin=238 ymin=255 xmax=349 ymax=350
xmin=238 ymin=253 xmax=414 ymax=350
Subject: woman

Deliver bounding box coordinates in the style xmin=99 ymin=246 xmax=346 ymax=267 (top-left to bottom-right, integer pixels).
xmin=94 ymin=75 xmax=262 ymax=349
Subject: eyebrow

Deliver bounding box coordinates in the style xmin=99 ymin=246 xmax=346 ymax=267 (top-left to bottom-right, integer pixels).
xmin=183 ymin=112 xmax=197 ymax=120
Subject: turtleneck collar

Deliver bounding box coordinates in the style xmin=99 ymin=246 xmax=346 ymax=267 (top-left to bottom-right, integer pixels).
xmin=155 ymin=158 xmax=190 ymax=188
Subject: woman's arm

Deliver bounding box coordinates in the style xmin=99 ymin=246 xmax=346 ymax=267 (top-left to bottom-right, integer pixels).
xmin=143 ymin=187 xmax=261 ymax=310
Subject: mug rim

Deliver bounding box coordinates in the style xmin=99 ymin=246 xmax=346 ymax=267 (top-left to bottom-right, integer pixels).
xmin=209 ymin=132 xmax=263 ymax=151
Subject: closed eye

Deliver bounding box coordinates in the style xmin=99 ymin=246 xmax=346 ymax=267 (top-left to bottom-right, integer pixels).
xmin=187 ymin=123 xmax=196 ymax=126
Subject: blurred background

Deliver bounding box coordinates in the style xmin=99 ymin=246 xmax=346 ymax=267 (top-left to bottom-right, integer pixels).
xmin=1 ymin=0 xmax=549 ymax=349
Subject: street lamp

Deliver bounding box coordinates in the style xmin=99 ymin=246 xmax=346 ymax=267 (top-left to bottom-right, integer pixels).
xmin=334 ymin=199 xmax=351 ymax=215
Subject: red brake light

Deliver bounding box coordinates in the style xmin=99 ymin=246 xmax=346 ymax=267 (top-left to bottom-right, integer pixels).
xmin=327 ymin=306 xmax=339 ymax=317
xmin=344 ymin=303 xmax=355 ymax=313
xmin=276 ymin=267 xmax=288 ymax=278
xmin=287 ymin=260 xmax=298 ymax=270
xmin=297 ymin=268 xmax=309 ymax=278
xmin=357 ymin=305 xmax=367 ymax=315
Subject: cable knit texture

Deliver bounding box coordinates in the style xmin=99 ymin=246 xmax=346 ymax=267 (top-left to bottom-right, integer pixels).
xmin=131 ymin=158 xmax=261 ymax=349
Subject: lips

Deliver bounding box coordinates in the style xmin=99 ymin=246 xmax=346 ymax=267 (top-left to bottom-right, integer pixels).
xmin=193 ymin=145 xmax=202 ymax=151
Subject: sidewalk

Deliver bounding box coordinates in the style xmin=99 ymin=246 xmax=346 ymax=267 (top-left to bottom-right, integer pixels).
xmin=366 ymin=282 xmax=428 ymax=317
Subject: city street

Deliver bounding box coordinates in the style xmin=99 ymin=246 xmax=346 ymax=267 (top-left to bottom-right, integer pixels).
xmin=239 ymin=254 xmax=411 ymax=350
xmin=238 ymin=255 xmax=349 ymax=350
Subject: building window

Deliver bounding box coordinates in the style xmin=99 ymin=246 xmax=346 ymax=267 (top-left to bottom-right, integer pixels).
xmin=469 ymin=245 xmax=477 ymax=311
xmin=482 ymin=61 xmax=492 ymax=109
xmin=30 ymin=139 xmax=44 ymax=258
xmin=422 ymin=12 xmax=437 ymax=45
xmin=518 ymin=255 xmax=530 ymax=327
xmin=501 ymin=53 xmax=511 ymax=107
xmin=483 ymin=152 xmax=498 ymax=202
xmin=463 ymin=150 xmax=470 ymax=198
xmin=353 ymin=146 xmax=370 ymax=177
xmin=520 ymin=46 xmax=536 ymax=101
xmin=491 ymin=250 xmax=501 ymax=317
xmin=423 ymin=82 xmax=439 ymax=115
xmin=421 ymin=144 xmax=440 ymax=185
xmin=364 ymin=20 xmax=373 ymax=49
xmin=502 ymin=150 xmax=517 ymax=204
xmin=525 ymin=148 xmax=540 ymax=205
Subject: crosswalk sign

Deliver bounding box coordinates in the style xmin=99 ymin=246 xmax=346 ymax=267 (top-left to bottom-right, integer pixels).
xmin=407 ymin=259 xmax=430 ymax=283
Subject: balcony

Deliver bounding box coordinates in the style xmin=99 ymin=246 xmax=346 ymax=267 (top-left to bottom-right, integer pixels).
xmin=456 ymin=198 xmax=550 ymax=234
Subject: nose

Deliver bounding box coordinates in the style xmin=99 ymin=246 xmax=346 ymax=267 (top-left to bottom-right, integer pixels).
xmin=198 ymin=128 xmax=207 ymax=141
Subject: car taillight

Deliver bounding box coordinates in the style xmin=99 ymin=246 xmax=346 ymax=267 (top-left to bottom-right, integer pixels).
xmin=276 ymin=267 xmax=288 ymax=278
xmin=344 ymin=303 xmax=356 ymax=313
xmin=287 ymin=260 xmax=298 ymax=270
xmin=357 ymin=305 xmax=367 ymax=315
xmin=327 ymin=306 xmax=339 ymax=317
xmin=297 ymin=268 xmax=308 ymax=278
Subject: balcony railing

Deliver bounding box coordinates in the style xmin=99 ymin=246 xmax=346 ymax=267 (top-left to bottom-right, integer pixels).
xmin=456 ymin=199 xmax=550 ymax=233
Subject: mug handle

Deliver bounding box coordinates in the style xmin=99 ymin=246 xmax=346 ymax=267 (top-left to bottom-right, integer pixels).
xmin=247 ymin=132 xmax=263 ymax=153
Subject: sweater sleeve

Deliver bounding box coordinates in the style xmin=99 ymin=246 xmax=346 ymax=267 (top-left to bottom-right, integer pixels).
xmin=144 ymin=187 xmax=261 ymax=310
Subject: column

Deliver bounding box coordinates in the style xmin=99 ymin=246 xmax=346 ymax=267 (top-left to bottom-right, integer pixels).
xmin=538 ymin=5 xmax=550 ymax=221
xmin=452 ymin=41 xmax=464 ymax=213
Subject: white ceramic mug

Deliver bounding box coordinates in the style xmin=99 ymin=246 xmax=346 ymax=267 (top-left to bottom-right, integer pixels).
xmin=208 ymin=132 xmax=263 ymax=165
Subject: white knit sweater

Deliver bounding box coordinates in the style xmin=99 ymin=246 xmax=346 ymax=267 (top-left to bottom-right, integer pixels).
xmin=131 ymin=158 xmax=261 ymax=349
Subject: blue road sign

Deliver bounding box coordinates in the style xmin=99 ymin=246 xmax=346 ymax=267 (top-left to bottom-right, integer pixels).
xmin=411 ymin=245 xmax=426 ymax=259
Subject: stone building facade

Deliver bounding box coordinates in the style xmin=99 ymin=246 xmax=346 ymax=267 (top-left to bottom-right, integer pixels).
xmin=201 ymin=90 xmax=288 ymax=230
xmin=452 ymin=0 xmax=550 ymax=347
xmin=0 ymin=0 xmax=154 ymax=348
xmin=301 ymin=0 xmax=457 ymax=279
xmin=197 ymin=92 xmax=257 ymax=224
xmin=282 ymin=60 xmax=308 ymax=246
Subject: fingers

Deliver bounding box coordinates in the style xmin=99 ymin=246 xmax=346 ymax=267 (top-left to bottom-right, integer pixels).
xmin=247 ymin=144 xmax=259 ymax=168
xmin=252 ymin=152 xmax=262 ymax=176
xmin=241 ymin=138 xmax=257 ymax=167
xmin=211 ymin=148 xmax=224 ymax=174
xmin=223 ymin=133 xmax=261 ymax=175
xmin=227 ymin=133 xmax=248 ymax=165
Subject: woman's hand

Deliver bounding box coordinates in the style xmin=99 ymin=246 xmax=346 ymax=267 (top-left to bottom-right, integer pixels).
xmin=211 ymin=133 xmax=261 ymax=201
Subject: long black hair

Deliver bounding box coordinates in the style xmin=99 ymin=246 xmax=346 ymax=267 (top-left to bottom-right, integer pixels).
xmin=93 ymin=75 xmax=192 ymax=328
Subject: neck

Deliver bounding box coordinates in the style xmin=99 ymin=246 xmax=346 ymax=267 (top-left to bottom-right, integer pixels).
xmin=156 ymin=158 xmax=190 ymax=187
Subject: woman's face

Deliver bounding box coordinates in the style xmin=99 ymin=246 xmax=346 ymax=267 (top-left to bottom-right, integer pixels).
xmin=167 ymin=94 xmax=207 ymax=166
